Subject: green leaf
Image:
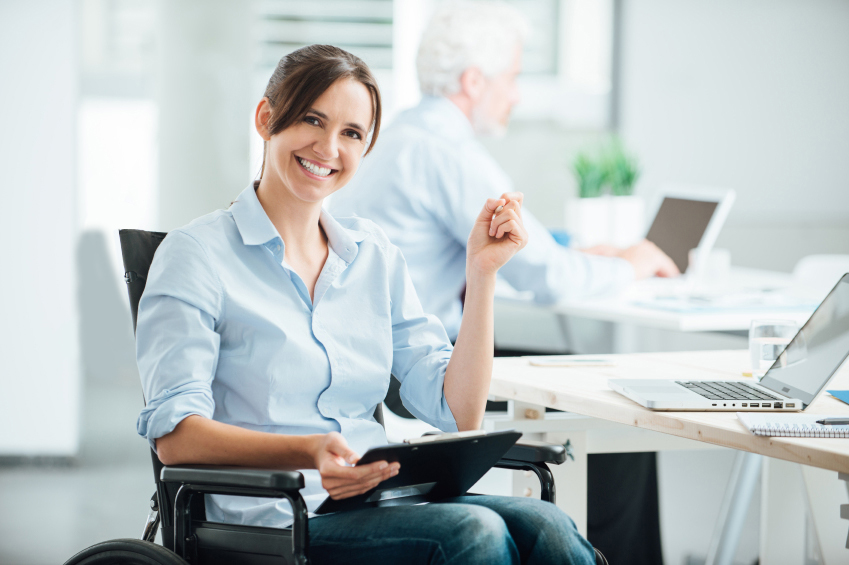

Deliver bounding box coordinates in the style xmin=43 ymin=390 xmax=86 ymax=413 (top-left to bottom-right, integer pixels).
xmin=602 ymin=138 xmax=640 ymax=196
xmin=572 ymin=152 xmax=606 ymax=198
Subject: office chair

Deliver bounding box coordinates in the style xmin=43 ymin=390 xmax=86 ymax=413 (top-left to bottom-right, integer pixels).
xmin=64 ymin=229 xmax=606 ymax=565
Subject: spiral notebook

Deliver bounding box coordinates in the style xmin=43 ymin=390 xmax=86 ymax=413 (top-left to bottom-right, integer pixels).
xmin=737 ymin=413 xmax=849 ymax=438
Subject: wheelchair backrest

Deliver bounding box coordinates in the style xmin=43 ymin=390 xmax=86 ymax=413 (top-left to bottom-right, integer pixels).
xmin=118 ymin=229 xmax=170 ymax=509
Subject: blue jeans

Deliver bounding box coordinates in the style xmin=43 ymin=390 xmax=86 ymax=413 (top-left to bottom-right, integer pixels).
xmin=308 ymin=495 xmax=596 ymax=564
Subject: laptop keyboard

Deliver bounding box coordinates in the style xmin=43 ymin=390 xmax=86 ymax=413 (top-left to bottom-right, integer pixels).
xmin=675 ymin=381 xmax=780 ymax=401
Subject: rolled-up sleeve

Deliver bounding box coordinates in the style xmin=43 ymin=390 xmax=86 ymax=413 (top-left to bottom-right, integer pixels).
xmin=135 ymin=230 xmax=223 ymax=450
xmin=386 ymin=244 xmax=458 ymax=432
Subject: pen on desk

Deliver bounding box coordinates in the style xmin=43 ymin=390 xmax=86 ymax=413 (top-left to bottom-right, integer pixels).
xmin=815 ymin=418 xmax=849 ymax=425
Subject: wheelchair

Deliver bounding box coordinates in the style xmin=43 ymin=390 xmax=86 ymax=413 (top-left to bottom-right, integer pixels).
xmin=63 ymin=229 xmax=608 ymax=565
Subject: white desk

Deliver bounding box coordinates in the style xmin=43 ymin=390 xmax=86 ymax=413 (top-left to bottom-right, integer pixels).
xmin=495 ymin=267 xmax=815 ymax=337
xmin=485 ymin=351 xmax=849 ymax=564
xmin=489 ymin=268 xmax=833 ymax=562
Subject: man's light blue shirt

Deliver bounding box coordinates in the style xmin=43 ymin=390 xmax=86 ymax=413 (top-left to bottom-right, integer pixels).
xmin=330 ymin=96 xmax=634 ymax=340
xmin=136 ymin=183 xmax=457 ymax=527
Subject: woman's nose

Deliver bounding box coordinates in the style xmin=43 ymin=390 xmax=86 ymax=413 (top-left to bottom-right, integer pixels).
xmin=312 ymin=132 xmax=339 ymax=160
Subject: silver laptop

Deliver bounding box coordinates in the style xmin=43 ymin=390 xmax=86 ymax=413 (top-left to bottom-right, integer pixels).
xmin=609 ymin=273 xmax=849 ymax=411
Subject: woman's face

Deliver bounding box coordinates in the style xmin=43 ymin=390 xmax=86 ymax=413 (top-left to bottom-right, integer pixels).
xmin=260 ymin=78 xmax=373 ymax=204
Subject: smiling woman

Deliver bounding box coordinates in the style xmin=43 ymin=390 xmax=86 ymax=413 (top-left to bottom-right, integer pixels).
xmin=256 ymin=77 xmax=374 ymax=204
xmin=257 ymin=44 xmax=381 ymax=180
xmin=131 ymin=43 xmax=594 ymax=564
xmin=251 ymin=46 xmax=383 ymax=300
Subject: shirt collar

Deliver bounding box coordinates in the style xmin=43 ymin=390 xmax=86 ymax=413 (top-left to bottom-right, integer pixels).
xmin=230 ymin=182 xmax=366 ymax=264
xmin=230 ymin=182 xmax=281 ymax=246
xmin=408 ymin=95 xmax=476 ymax=142
xmin=319 ymin=207 xmax=366 ymax=264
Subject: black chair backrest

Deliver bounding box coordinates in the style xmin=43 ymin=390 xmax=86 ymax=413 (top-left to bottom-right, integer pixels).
xmin=118 ymin=229 xmax=169 ymax=498
xmin=119 ymin=229 xmax=168 ymax=332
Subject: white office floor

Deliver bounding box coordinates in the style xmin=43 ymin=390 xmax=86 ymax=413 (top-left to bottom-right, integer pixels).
xmin=0 ymin=381 xmax=154 ymax=565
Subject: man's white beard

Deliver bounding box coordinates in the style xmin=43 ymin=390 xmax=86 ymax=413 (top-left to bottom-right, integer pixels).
xmin=470 ymin=97 xmax=508 ymax=138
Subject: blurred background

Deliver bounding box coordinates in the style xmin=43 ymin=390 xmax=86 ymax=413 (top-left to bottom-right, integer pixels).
xmin=1 ymin=1 xmax=847 ymax=563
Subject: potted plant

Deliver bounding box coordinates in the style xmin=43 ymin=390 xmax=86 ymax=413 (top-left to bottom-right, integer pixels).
xmin=565 ymin=139 xmax=645 ymax=248
xmin=603 ymin=140 xmax=645 ymax=247
xmin=566 ymin=152 xmax=610 ymax=247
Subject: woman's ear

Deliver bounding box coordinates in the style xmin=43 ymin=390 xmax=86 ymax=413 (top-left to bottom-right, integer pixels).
xmin=255 ymin=97 xmax=273 ymax=140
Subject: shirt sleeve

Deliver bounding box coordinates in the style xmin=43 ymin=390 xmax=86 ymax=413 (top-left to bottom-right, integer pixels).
xmin=440 ymin=141 xmax=635 ymax=303
xmin=384 ymin=242 xmax=458 ymax=432
xmin=135 ymin=230 xmax=223 ymax=451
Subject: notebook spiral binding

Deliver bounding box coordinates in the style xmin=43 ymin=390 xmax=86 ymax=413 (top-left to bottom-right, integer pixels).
xmin=749 ymin=423 xmax=849 ymax=438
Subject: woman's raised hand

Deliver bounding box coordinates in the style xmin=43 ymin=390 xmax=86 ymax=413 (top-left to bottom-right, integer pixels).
xmin=312 ymin=432 xmax=399 ymax=500
xmin=466 ymin=192 xmax=529 ymax=277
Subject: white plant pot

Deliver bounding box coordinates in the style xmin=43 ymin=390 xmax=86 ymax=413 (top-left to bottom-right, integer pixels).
xmin=609 ymin=195 xmax=646 ymax=247
xmin=564 ymin=196 xmax=611 ymax=248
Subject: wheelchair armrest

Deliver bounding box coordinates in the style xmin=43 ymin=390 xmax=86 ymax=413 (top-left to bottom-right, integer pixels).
xmin=500 ymin=440 xmax=566 ymax=465
xmin=493 ymin=441 xmax=566 ymax=504
xmin=160 ymin=466 xmax=309 ymax=563
xmin=160 ymin=465 xmax=304 ymax=492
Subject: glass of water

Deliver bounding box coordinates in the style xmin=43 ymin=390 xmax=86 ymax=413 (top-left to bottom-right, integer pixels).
xmin=749 ymin=319 xmax=800 ymax=379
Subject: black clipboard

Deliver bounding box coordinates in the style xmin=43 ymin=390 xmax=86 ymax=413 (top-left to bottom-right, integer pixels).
xmin=315 ymin=430 xmax=522 ymax=514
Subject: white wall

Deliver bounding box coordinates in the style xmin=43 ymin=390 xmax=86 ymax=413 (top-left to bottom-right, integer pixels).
xmin=0 ymin=1 xmax=80 ymax=455
xmin=157 ymin=0 xmax=253 ymax=231
xmin=619 ymin=0 xmax=849 ymax=272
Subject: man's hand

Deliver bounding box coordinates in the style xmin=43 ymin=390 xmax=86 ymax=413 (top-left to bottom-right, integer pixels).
xmin=581 ymin=244 xmax=622 ymax=258
xmin=311 ymin=432 xmax=399 ymax=500
xmin=617 ymin=240 xmax=680 ymax=279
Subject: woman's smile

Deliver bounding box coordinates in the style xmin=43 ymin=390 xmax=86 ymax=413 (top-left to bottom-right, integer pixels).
xmin=296 ymin=155 xmax=337 ymax=180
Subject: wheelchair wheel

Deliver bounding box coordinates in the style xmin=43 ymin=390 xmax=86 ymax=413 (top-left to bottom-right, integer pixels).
xmin=594 ymin=547 xmax=610 ymax=565
xmin=63 ymin=539 xmax=189 ymax=565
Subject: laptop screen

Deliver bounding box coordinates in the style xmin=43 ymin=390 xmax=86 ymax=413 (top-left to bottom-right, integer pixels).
xmin=645 ymin=197 xmax=718 ymax=272
xmin=760 ymin=274 xmax=849 ymax=407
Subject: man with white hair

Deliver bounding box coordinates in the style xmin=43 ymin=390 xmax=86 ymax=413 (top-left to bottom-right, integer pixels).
xmin=331 ymin=3 xmax=669 ymax=562
xmin=332 ymin=2 xmax=677 ymax=345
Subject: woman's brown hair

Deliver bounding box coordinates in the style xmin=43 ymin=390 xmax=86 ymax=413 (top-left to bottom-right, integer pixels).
xmin=259 ymin=45 xmax=382 ymax=179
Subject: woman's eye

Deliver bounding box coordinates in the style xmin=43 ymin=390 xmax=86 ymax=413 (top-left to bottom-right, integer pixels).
xmin=345 ymin=130 xmax=362 ymax=140
xmin=304 ymin=116 xmax=320 ymax=126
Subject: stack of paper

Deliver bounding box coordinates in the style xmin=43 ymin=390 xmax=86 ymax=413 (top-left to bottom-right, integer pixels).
xmin=634 ymin=291 xmax=818 ymax=314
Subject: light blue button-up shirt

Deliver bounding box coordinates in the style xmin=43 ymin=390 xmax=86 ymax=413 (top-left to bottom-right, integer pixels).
xmin=136 ymin=183 xmax=457 ymax=527
xmin=329 ymin=96 xmax=634 ymax=340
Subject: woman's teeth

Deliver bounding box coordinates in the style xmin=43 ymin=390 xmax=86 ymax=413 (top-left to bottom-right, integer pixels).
xmin=298 ymin=157 xmax=332 ymax=177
